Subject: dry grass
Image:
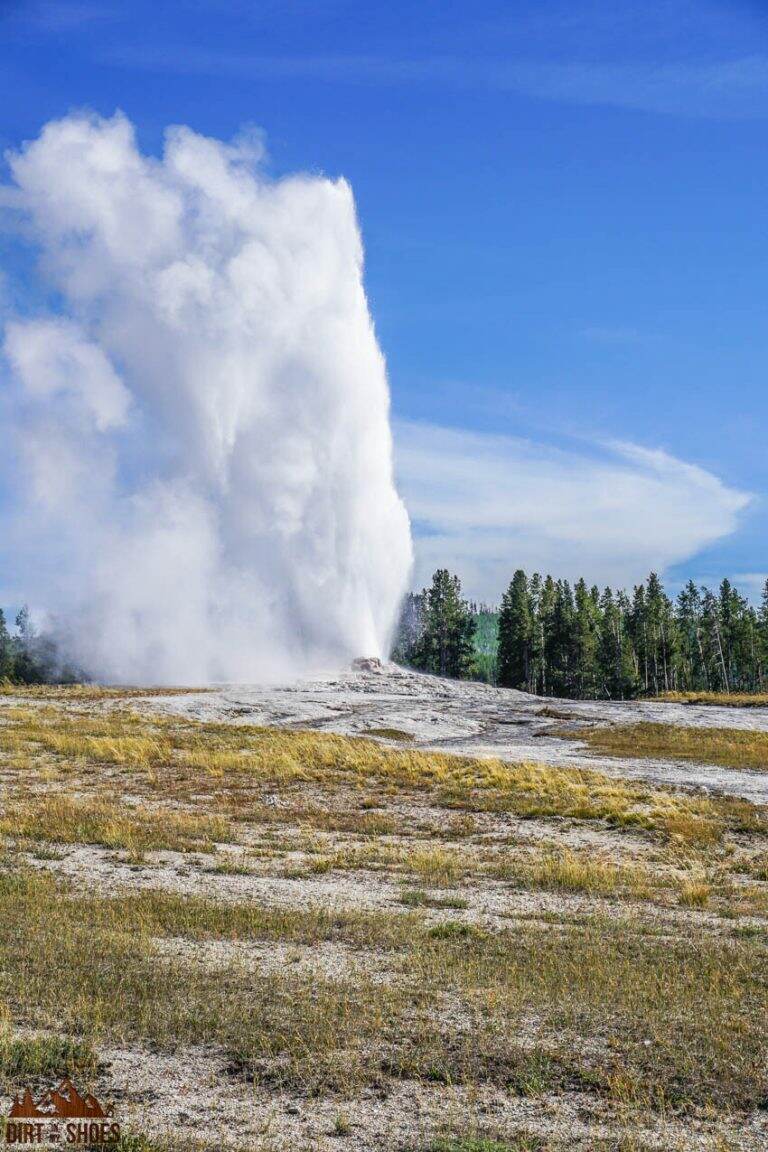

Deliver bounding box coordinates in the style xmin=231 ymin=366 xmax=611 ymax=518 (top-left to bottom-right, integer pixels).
xmin=282 ymin=839 xmax=669 ymax=903
xmin=0 ymin=709 xmax=175 ymax=767
xmin=0 ymin=795 xmax=229 ymax=854
xmin=1 ymin=705 xmax=758 ymax=846
xmin=0 ymin=683 xmax=211 ymax=700
xmin=0 ymin=869 xmax=765 ymax=1112
xmin=362 ymin=727 xmax=415 ymax=742
xmin=574 ymin=721 xmax=768 ymax=773
xmin=109 ymin=1136 xmax=227 ymax=1152
xmin=678 ymin=879 xmax=712 ymax=908
xmin=510 ymin=849 xmax=649 ymax=898
xmin=427 ymin=1139 xmax=662 ymax=1152
xmin=269 ymin=805 xmax=398 ymax=837
xmin=655 ymin=691 xmax=768 ymax=708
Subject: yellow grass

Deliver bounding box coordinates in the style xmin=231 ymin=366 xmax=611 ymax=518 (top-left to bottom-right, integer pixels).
xmin=0 ymin=704 xmax=761 ymax=845
xmin=574 ymin=722 xmax=768 ymax=773
xmin=0 ymin=683 xmax=211 ymax=699
xmin=678 ymin=879 xmax=712 ymax=908
xmin=515 ymin=849 xmax=648 ymax=898
xmin=0 ymin=795 xmax=229 ymax=854
xmin=655 ymin=691 xmax=768 ymax=708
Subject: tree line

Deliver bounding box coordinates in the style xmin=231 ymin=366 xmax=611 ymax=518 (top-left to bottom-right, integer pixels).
xmin=0 ymin=607 xmax=80 ymax=684
xmin=393 ymin=568 xmax=768 ymax=699
xmin=6 ymin=566 xmax=768 ymax=695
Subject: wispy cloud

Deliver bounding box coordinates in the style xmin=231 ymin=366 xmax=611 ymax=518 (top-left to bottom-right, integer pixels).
xmin=100 ymin=46 xmax=768 ymax=119
xmin=395 ymin=421 xmax=753 ymax=600
xmin=499 ymin=56 xmax=768 ymax=119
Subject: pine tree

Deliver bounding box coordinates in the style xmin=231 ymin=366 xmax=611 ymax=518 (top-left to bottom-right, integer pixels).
xmin=528 ymin=573 xmax=544 ymax=693
xmin=391 ymin=592 xmax=425 ymax=664
xmin=718 ymin=579 xmax=757 ymax=692
xmin=644 ymin=573 xmax=677 ymax=693
xmin=573 ymin=578 xmax=600 ymax=698
xmin=548 ymin=580 xmax=576 ymax=697
xmin=12 ymin=606 xmax=42 ymax=684
xmin=497 ymin=570 xmax=532 ymax=689
xmin=676 ymin=581 xmax=707 ymax=691
xmin=389 ymin=565 xmax=768 ymax=697
xmin=411 ymin=570 xmax=476 ymax=679
xmin=536 ymin=575 xmax=557 ymax=696
xmin=701 ymin=589 xmax=729 ymax=692
xmin=597 ymin=588 xmax=638 ymax=699
xmin=758 ymin=579 xmax=768 ymax=690
xmin=628 ymin=584 xmax=649 ymax=693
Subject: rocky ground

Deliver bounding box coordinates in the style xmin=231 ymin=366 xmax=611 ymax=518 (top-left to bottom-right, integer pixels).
xmin=144 ymin=659 xmax=768 ymax=803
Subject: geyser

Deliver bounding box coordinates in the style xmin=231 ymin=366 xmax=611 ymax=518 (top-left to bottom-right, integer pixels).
xmin=1 ymin=112 xmax=412 ymax=683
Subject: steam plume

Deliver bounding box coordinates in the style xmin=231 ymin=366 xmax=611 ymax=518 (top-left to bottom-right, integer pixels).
xmin=1 ymin=112 xmax=412 ymax=683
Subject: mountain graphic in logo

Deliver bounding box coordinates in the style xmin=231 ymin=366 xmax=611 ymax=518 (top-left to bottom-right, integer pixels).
xmin=8 ymin=1079 xmax=112 ymax=1120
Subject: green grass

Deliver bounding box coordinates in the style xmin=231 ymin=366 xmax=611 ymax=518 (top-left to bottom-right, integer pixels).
xmin=400 ymin=889 xmax=469 ymax=910
xmin=0 ymin=1033 xmax=98 ymax=1086
xmin=426 ymin=921 xmax=482 ymax=941
xmin=0 ymin=870 xmax=765 ymax=1111
xmin=0 ymin=872 xmax=420 ymax=949
xmin=405 ymin=916 xmax=768 ymax=1111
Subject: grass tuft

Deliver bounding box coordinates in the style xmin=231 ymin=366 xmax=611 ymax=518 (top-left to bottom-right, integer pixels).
xmin=678 ymin=879 xmax=712 ymax=908
xmin=0 ymin=1033 xmax=98 ymax=1086
xmin=400 ymin=889 xmax=469 ymax=911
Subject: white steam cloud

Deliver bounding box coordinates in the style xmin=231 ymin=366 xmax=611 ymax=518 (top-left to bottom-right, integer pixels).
xmin=1 ymin=112 xmax=412 ymax=683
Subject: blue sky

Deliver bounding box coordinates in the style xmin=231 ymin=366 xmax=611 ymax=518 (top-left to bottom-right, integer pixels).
xmin=1 ymin=0 xmax=767 ymax=603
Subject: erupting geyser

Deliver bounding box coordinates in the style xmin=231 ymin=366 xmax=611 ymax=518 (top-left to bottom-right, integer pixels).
xmin=1 ymin=112 xmax=412 ymax=682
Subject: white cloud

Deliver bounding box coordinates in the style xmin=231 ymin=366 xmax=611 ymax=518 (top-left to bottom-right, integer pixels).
xmin=728 ymin=573 xmax=768 ymax=603
xmin=395 ymin=421 xmax=752 ymax=600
